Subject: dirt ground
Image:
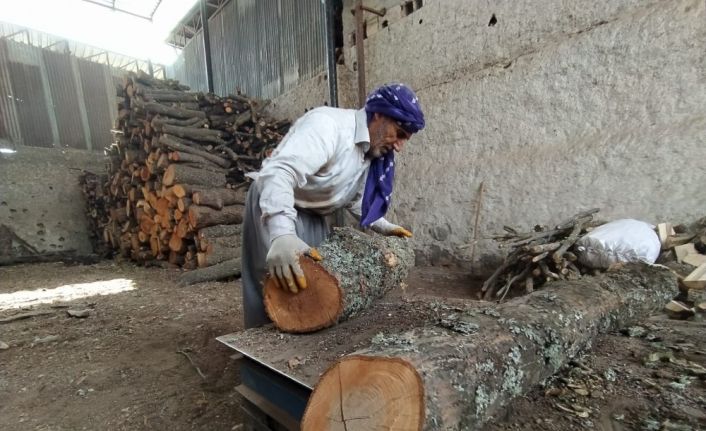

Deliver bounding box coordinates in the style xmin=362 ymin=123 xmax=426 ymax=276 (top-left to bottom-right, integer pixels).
xmin=1 ymin=261 xmax=705 ymax=431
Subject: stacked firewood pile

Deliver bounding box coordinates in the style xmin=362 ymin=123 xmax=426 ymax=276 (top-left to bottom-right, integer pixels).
xmin=81 ymin=71 xmax=289 ymax=282
xmin=481 ymin=208 xmax=602 ymax=300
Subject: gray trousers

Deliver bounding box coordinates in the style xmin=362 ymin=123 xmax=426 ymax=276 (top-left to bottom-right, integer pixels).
xmin=241 ymin=185 xmax=329 ymax=328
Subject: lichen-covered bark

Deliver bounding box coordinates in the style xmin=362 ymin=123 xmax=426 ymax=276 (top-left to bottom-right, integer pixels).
xmin=318 ymin=227 xmax=414 ymax=322
xmin=325 ymin=264 xmax=677 ymax=430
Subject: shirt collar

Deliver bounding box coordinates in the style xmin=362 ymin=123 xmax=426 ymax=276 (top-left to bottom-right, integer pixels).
xmin=354 ymin=108 xmax=370 ymax=150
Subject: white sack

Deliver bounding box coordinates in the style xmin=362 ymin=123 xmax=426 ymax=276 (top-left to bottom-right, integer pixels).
xmin=575 ymin=219 xmax=660 ymax=269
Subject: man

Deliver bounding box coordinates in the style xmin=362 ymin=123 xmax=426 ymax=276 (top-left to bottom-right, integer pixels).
xmin=241 ymin=83 xmax=425 ymax=328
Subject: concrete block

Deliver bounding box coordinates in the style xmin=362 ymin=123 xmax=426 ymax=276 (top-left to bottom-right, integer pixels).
xmin=0 ymin=147 xmax=105 ymax=259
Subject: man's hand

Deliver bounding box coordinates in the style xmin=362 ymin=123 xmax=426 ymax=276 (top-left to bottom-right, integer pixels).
xmin=266 ymin=234 xmax=322 ymax=293
xmin=371 ymin=219 xmax=413 ymax=238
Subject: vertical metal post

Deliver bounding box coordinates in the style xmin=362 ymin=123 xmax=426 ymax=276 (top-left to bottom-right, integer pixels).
xmin=201 ymin=0 xmax=214 ymax=93
xmin=354 ymin=0 xmax=365 ymax=108
xmin=324 ymin=0 xmax=338 ymax=107
xmin=147 ymin=59 xmax=154 ymax=77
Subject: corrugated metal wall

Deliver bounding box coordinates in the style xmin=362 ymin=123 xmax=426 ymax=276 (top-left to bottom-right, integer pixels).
xmin=0 ymin=40 xmax=22 ymax=147
xmin=77 ymin=59 xmax=112 ymax=150
xmin=42 ymin=50 xmax=86 ymax=149
xmin=171 ymin=31 xmax=208 ymax=92
xmin=0 ymin=38 xmax=118 ymax=150
xmin=168 ymin=0 xmax=327 ymax=100
xmin=5 ymin=40 xmax=55 ymax=148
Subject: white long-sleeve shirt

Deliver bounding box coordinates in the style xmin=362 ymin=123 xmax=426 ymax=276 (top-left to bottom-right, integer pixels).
xmin=253 ymin=107 xmax=391 ymax=242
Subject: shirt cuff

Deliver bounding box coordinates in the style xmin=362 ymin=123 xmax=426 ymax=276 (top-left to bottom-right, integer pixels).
xmin=266 ymin=214 xmax=297 ymax=243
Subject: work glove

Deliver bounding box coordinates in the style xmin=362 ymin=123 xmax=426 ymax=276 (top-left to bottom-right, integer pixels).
xmin=370 ymin=219 xmax=413 ymax=238
xmin=266 ymin=234 xmax=322 ymax=294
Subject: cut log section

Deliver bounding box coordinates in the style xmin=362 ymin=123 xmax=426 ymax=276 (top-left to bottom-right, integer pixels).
xmin=263 ymin=227 xmax=414 ymax=333
xmin=192 ymin=188 xmax=246 ymax=209
xmin=188 ymin=204 xmax=243 ymax=229
xmin=160 ymin=123 xmax=229 ymax=145
xmin=131 ymin=97 xmax=205 ymax=119
xmin=196 ymin=244 xmax=241 ymax=267
xmin=301 ymin=264 xmax=677 ymax=430
xmin=178 ymin=257 xmax=241 ymax=286
xmin=199 ymin=233 xmax=241 ymax=253
xmin=162 ymin=164 xmax=227 ymax=187
xmin=159 ymin=134 xmax=231 ymax=168
xmin=302 ymin=356 xmax=424 ymax=431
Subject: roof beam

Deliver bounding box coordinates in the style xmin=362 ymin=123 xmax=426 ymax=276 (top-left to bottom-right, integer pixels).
xmin=81 ymin=0 xmax=153 ymax=21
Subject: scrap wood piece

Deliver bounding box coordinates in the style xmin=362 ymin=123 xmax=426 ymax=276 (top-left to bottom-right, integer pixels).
xmin=683 ymin=263 xmax=706 ymax=290
xmin=682 ymin=253 xmax=706 ymax=267
xmin=301 ymin=264 xmax=677 ymax=431
xmin=674 ymin=243 xmax=696 ymax=263
xmin=263 ymin=227 xmax=414 ymax=333
xmin=176 ymin=348 xmax=206 ymax=380
xmin=657 ymin=223 xmax=676 ymax=249
xmin=0 ymin=310 xmax=55 ymax=324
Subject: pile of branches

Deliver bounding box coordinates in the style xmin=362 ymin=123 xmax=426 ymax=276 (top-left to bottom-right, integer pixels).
xmin=81 ymin=71 xmax=290 ymax=282
xmin=481 ymin=208 xmax=602 ymax=301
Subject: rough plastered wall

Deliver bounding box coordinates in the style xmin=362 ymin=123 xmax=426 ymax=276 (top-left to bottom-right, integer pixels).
xmin=266 ymin=66 xmax=359 ymax=121
xmin=0 ymin=147 xmax=105 ymax=260
xmin=339 ymin=0 xmax=706 ymax=268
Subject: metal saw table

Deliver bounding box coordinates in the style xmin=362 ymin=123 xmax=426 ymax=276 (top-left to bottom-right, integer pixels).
xmin=218 ymin=269 xmax=476 ymax=430
xmin=217 ymin=301 xmax=421 ymax=430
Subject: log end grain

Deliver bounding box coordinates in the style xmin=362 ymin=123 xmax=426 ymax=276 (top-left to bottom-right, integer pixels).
xmin=263 ymin=256 xmax=344 ymax=333
xmin=301 ymin=355 xmax=424 ymax=431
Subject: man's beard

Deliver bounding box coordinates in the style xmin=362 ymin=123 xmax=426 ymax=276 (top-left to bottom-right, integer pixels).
xmin=366 ymin=129 xmax=386 ymax=159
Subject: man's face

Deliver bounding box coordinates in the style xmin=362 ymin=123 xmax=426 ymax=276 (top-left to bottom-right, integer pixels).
xmin=366 ymin=113 xmax=412 ymax=159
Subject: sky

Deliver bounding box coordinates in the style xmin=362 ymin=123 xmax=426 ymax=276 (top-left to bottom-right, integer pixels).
xmin=0 ymin=0 xmax=199 ymax=65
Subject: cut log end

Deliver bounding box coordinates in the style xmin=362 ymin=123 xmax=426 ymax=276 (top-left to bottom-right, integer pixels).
xmin=301 ymin=355 xmax=424 ymax=431
xmin=263 ymin=256 xmax=344 ymax=333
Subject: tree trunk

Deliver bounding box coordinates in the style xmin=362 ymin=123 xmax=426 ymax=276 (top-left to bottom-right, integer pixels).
xmin=178 ymin=257 xmax=241 ymax=286
xmin=301 ymin=265 xmax=678 ymax=431
xmin=263 ymin=227 xmax=414 ymax=333
xmin=162 ymin=164 xmax=226 ymax=187
xmin=188 ymin=205 xmax=243 ymax=230
xmin=192 ymin=188 xmax=246 ymax=209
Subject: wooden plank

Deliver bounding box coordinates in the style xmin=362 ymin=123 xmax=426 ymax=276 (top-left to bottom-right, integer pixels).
xmin=683 ymin=263 xmax=706 ymax=290
xmin=683 ymin=253 xmax=706 ymax=267
xmin=657 ymin=223 xmax=675 ymax=249
xmin=674 ymin=243 xmax=697 ymax=263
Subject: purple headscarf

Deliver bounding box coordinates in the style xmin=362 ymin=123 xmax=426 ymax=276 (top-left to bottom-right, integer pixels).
xmin=360 ymin=83 xmax=425 ymax=227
